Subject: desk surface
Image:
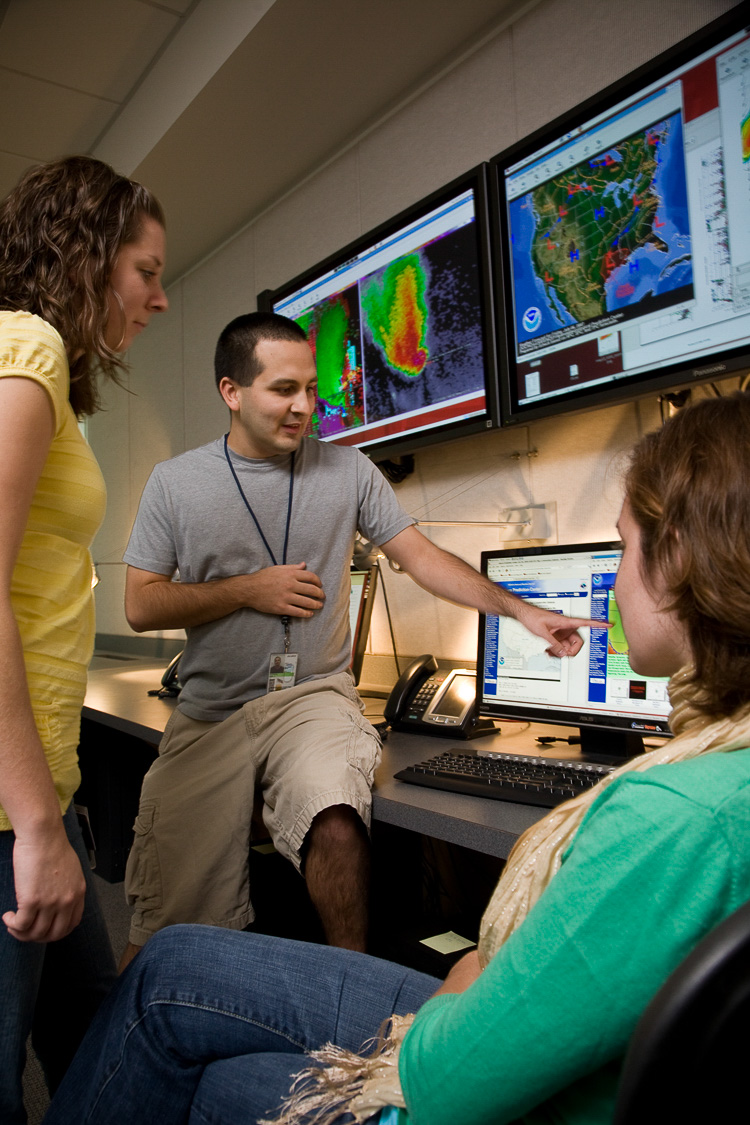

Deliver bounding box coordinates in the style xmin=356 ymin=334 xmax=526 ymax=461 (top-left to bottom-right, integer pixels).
xmin=84 ymin=655 xmax=574 ymax=859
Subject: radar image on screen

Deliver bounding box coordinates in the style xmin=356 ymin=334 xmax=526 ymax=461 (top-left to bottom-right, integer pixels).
xmin=359 ymin=225 xmax=484 ymax=424
xmin=511 ymin=112 xmax=693 ymax=350
xmin=292 ymin=219 xmax=485 ymax=442
xmin=297 ymin=288 xmax=363 ymax=439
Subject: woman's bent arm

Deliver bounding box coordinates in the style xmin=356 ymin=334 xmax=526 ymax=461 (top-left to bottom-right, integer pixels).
xmin=0 ymin=377 xmax=86 ymax=942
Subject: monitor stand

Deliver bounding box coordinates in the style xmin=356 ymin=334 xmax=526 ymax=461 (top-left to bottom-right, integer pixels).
xmin=579 ymin=727 xmax=645 ymax=767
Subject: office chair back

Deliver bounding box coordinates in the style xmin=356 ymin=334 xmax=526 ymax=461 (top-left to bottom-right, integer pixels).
xmin=614 ymin=897 xmax=750 ymax=1124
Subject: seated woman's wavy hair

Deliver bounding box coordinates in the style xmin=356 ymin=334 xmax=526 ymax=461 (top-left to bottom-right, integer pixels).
xmin=626 ymin=390 xmax=750 ymax=719
xmin=0 ymin=155 xmax=165 ymax=416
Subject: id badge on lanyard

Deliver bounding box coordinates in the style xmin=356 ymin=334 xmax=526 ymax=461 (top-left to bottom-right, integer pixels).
xmin=224 ymin=435 xmax=299 ymax=691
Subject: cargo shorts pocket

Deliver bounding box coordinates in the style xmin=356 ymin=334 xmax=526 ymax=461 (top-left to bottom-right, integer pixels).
xmin=125 ymin=800 xmax=163 ymax=910
xmin=346 ymin=710 xmax=382 ymax=786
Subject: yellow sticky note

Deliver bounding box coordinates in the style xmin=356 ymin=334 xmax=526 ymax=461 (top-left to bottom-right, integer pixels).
xmin=419 ymin=931 xmax=476 ymax=955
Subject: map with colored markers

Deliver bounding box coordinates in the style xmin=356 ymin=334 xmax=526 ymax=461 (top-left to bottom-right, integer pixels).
xmin=495 ymin=615 xmax=561 ymax=681
xmin=511 ymin=112 xmax=693 ymax=346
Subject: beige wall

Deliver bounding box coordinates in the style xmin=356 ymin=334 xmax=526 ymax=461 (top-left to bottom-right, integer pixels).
xmin=89 ymin=0 xmax=738 ymax=681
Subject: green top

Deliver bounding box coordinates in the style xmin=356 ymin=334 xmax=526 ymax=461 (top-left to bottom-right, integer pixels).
xmin=399 ymin=749 xmax=750 ymax=1125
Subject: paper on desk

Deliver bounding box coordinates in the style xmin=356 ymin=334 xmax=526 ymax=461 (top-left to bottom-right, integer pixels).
xmin=420 ymin=930 xmax=476 ymax=954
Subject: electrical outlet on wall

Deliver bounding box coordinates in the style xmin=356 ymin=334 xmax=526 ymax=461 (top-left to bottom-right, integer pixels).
xmin=498 ymin=502 xmax=557 ymax=544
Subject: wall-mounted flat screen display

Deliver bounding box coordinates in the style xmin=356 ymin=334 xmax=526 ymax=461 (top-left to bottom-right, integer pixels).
xmin=491 ymin=6 xmax=750 ymax=424
xmin=258 ymin=165 xmax=498 ymax=459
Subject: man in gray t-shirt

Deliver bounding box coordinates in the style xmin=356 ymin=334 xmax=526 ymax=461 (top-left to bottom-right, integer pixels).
xmin=120 ymin=313 xmax=594 ymax=968
xmin=124 ymin=435 xmax=414 ymax=721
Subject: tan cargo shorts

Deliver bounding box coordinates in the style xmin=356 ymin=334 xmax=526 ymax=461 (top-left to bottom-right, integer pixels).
xmin=125 ymin=672 xmax=381 ymax=945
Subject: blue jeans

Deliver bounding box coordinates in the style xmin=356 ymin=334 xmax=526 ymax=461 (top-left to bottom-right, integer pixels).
xmin=0 ymin=802 xmax=116 ymax=1124
xmin=44 ymin=925 xmax=439 ymax=1125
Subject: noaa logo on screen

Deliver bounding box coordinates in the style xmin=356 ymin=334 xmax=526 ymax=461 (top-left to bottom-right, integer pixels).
xmin=522 ymin=307 xmax=542 ymax=333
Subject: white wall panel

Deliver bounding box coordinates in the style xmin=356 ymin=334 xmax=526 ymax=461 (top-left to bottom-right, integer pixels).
xmin=127 ymin=288 xmax=186 ymax=506
xmin=182 ymin=225 xmax=256 ymax=451
xmin=357 ymin=29 xmax=515 ymax=232
xmin=88 ymin=378 xmax=131 ymax=569
xmin=511 ymin=0 xmax=735 ymax=140
xmin=254 ymin=150 xmax=361 ymax=294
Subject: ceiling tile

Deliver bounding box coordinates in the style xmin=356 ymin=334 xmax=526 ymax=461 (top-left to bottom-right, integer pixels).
xmin=0 ymin=69 xmax=115 ymax=159
xmin=134 ymin=0 xmax=525 ymax=280
xmin=0 ymin=149 xmax=36 ymax=198
xmin=0 ymin=0 xmax=179 ymax=102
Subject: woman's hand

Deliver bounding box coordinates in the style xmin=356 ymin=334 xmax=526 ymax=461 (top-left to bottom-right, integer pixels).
xmin=3 ymin=824 xmax=86 ymax=942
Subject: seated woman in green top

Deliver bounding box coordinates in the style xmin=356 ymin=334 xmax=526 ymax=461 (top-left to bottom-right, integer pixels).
xmin=45 ymin=391 xmax=750 ymax=1125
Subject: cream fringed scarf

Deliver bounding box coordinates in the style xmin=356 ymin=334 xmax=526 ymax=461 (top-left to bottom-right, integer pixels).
xmin=265 ymin=666 xmax=750 ymax=1125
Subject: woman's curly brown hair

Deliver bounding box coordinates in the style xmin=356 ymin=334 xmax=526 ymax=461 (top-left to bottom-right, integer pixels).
xmin=626 ymin=391 xmax=750 ymax=718
xmin=0 ymin=155 xmax=165 ymax=416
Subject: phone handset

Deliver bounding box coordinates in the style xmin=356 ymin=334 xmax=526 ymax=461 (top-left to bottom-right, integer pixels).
xmin=147 ymin=651 xmax=183 ymax=698
xmin=384 ymin=655 xmax=495 ymax=739
xmin=384 ymin=654 xmax=438 ymax=729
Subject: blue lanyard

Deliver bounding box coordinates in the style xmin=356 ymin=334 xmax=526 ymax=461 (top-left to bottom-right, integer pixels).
xmin=223 ymin=434 xmax=295 ymax=567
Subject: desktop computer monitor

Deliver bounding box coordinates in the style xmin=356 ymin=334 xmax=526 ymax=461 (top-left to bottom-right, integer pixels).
xmin=477 ymin=542 xmax=673 ymax=762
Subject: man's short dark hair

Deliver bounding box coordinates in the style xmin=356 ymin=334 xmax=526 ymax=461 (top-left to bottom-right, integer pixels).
xmin=214 ymin=312 xmax=308 ymax=391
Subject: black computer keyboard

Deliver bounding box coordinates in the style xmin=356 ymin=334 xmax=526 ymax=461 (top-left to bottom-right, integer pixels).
xmin=394 ymin=750 xmax=615 ymax=809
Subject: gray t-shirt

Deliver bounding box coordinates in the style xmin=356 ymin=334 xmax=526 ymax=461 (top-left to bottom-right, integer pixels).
xmin=124 ymin=437 xmax=414 ymax=720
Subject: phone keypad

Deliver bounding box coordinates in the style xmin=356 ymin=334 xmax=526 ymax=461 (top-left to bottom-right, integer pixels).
xmin=408 ymin=677 xmax=442 ymax=718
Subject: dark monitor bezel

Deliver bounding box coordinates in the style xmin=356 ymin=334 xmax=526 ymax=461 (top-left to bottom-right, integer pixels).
xmin=258 ymin=163 xmax=500 ymax=461
xmin=489 ymin=5 xmax=750 ymax=428
xmin=349 ymin=566 xmax=378 ymax=686
xmin=476 ymin=541 xmax=674 ymax=761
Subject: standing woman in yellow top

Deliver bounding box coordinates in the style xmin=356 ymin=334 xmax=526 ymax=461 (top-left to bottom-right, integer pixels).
xmin=0 ymin=156 xmax=167 ymax=1122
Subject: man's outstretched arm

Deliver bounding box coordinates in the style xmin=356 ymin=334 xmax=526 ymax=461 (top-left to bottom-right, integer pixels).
xmin=379 ymin=525 xmax=599 ymax=658
xmin=124 ymin=563 xmax=325 ymax=632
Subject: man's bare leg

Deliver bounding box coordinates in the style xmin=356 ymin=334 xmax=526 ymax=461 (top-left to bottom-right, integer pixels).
xmin=118 ymin=941 xmax=143 ymax=974
xmin=303 ymin=805 xmax=369 ymax=951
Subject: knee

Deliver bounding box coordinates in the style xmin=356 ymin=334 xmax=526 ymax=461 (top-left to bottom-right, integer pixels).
xmin=130 ymin=924 xmax=208 ymax=987
xmin=307 ymin=805 xmax=367 ymax=852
